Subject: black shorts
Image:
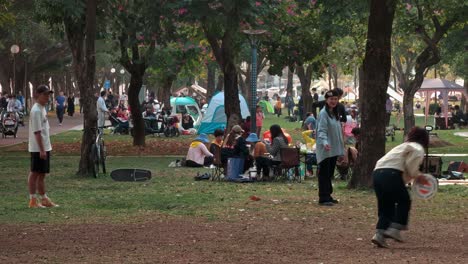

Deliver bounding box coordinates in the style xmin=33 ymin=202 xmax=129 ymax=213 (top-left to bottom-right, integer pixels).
xmin=30 ymin=151 xmax=50 ymax=173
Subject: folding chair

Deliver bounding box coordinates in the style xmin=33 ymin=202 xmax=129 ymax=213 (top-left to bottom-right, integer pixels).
xmin=210 ymin=144 xmax=224 ymax=181
xmin=274 ymin=147 xmax=301 ymax=182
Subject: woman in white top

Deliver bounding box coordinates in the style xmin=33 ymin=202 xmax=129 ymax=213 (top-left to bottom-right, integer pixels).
xmin=185 ymin=133 xmax=213 ymax=167
xmin=371 ymin=127 xmax=429 ymax=248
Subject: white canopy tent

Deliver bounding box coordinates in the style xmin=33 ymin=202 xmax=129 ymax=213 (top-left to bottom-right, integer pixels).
xmin=420 ymin=78 xmax=466 ymax=128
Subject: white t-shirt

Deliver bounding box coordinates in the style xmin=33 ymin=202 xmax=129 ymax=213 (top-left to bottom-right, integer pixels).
xmin=28 ymin=103 xmax=52 ymax=152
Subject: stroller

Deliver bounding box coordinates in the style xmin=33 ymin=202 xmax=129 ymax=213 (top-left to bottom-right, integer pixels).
xmin=143 ymin=114 xmax=163 ymax=136
xmin=163 ymin=115 xmax=180 ymax=137
xmin=109 ymin=114 xmax=129 ymax=135
xmin=385 ymin=125 xmax=396 ymax=141
xmin=1 ymin=111 xmax=19 ymax=138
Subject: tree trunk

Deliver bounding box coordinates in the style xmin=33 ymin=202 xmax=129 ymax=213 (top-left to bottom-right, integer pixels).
xmin=238 ymin=71 xmax=250 ymax=106
xmin=224 ymin=59 xmax=241 ymax=129
xmin=128 ymin=73 xmax=145 ymax=146
xmin=216 ymin=73 xmax=224 ymax=91
xmin=462 ymin=77 xmax=467 ymax=113
xmin=206 ymin=62 xmax=216 ymax=99
xmin=296 ymin=64 xmax=313 ymax=113
xmin=402 ymin=91 xmax=416 ymax=134
xmin=161 ymin=76 xmax=173 ymax=110
xmin=73 ymin=0 xmax=98 ymax=177
xmin=349 ymin=0 xmax=397 ymax=189
xmin=287 ymin=67 xmax=293 ymax=95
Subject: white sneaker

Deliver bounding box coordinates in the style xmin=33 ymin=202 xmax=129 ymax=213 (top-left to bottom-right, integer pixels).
xmin=168 ymin=161 xmax=176 ymax=168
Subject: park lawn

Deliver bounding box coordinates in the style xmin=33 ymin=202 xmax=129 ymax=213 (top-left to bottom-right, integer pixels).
xmin=0 ymin=111 xmax=467 ymax=232
xmin=0 ymin=156 xmax=467 ymax=226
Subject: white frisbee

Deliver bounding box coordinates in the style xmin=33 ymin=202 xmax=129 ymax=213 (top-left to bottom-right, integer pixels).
xmin=412 ymin=174 xmax=438 ymax=200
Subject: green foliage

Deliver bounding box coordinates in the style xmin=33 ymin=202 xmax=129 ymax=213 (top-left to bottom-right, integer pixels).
xmin=440 ymin=26 xmax=468 ymax=78
xmin=0 ymin=0 xmax=15 ymax=34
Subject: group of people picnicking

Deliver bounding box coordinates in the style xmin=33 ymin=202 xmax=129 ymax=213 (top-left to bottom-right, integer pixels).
xmin=182 ymin=87 xmax=432 ymax=248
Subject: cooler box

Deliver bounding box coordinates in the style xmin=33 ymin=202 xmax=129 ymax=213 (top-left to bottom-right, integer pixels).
xmin=227 ymin=158 xmax=244 ymax=180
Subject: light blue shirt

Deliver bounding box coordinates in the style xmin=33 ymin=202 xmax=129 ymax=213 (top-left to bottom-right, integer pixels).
xmin=316 ymin=107 xmax=344 ymax=164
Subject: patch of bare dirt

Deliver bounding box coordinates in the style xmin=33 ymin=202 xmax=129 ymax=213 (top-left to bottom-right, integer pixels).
xmin=3 ymin=137 xmax=193 ymax=156
xmin=429 ymin=134 xmax=454 ymax=148
xmin=1 ymin=215 xmax=466 ymax=263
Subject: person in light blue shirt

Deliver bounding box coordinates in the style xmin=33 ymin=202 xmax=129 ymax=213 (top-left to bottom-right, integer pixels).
xmin=316 ymin=89 xmax=344 ymax=206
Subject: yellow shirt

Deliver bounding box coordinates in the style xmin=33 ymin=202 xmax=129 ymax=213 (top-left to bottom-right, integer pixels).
xmin=374 ymin=142 xmax=425 ymax=183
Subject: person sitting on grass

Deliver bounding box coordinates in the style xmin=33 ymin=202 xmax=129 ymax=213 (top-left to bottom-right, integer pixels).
xmin=185 ymin=133 xmax=214 ymax=167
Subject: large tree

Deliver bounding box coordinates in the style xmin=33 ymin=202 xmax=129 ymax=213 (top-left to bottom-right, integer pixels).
xmin=265 ymin=0 xmax=327 ymax=114
xmin=181 ymin=0 xmax=275 ymax=130
xmin=106 ymin=0 xmax=176 ymax=146
xmin=37 ymin=0 xmax=98 ymax=176
xmin=349 ymin=0 xmax=397 ymax=188
xmin=392 ymin=0 xmax=466 ymax=134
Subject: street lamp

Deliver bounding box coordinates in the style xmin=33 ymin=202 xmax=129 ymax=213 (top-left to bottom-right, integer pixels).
xmin=243 ymin=29 xmax=267 ymax=134
xmin=10 ymin=44 xmax=20 ymax=93
xmin=110 ymin=68 xmax=116 ymax=91
xmin=120 ymin=69 xmax=125 ymax=94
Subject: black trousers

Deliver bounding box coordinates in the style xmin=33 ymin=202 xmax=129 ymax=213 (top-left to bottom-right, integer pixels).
xmin=186 ymin=156 xmax=213 ymax=167
xmin=56 ymin=107 xmax=64 ymax=123
xmin=318 ymin=156 xmax=337 ymax=202
xmin=372 ymin=168 xmax=411 ymax=230
xmin=255 ymin=156 xmax=271 ymax=177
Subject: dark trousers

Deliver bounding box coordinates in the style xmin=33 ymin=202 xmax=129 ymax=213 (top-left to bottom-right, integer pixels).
xmin=186 ymin=156 xmax=214 ymax=167
xmin=318 ymin=156 xmax=338 ymax=202
xmin=372 ymin=168 xmax=411 ymax=230
xmin=255 ymin=156 xmax=271 ymax=177
xmin=386 ymin=112 xmax=391 ymax=126
xmin=56 ymin=107 xmax=64 ymax=123
xmin=287 ymin=106 xmax=294 ymax=116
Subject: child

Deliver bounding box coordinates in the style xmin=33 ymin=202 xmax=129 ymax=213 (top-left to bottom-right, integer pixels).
xmin=274 ymin=97 xmax=282 ymax=117
xmin=371 ymin=127 xmax=429 ymax=248
xmin=255 ymin=105 xmax=264 ymax=137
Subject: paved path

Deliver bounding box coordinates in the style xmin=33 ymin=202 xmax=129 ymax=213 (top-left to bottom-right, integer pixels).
xmin=0 ymin=112 xmax=83 ymax=148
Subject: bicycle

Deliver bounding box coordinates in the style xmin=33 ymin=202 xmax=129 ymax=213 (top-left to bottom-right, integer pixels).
xmin=92 ymin=126 xmax=107 ymax=178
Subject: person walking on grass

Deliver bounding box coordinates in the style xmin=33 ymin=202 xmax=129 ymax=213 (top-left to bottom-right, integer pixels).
xmin=371 ymin=127 xmax=429 ymax=248
xmin=315 ymin=89 xmax=344 ymax=206
xmin=28 ymin=85 xmax=58 ymax=208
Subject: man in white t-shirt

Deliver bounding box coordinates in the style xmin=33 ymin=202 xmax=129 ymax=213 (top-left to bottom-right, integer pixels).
xmin=28 ymin=85 xmax=58 ymax=208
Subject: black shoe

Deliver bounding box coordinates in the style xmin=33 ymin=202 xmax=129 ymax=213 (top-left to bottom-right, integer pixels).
xmin=318 ymin=201 xmax=334 ymax=206
xmin=330 ymin=198 xmax=339 ymax=204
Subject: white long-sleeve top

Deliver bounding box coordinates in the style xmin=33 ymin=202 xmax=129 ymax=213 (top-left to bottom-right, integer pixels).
xmin=374 ymin=142 xmax=425 ymax=183
xmin=186 ymin=141 xmax=213 ymax=165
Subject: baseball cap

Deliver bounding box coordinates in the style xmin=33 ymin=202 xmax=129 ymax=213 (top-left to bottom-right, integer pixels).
xmin=35 ymin=85 xmax=54 ymax=95
xmin=231 ymin=125 xmax=244 ymax=133
xmin=324 ymin=89 xmax=339 ymax=99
